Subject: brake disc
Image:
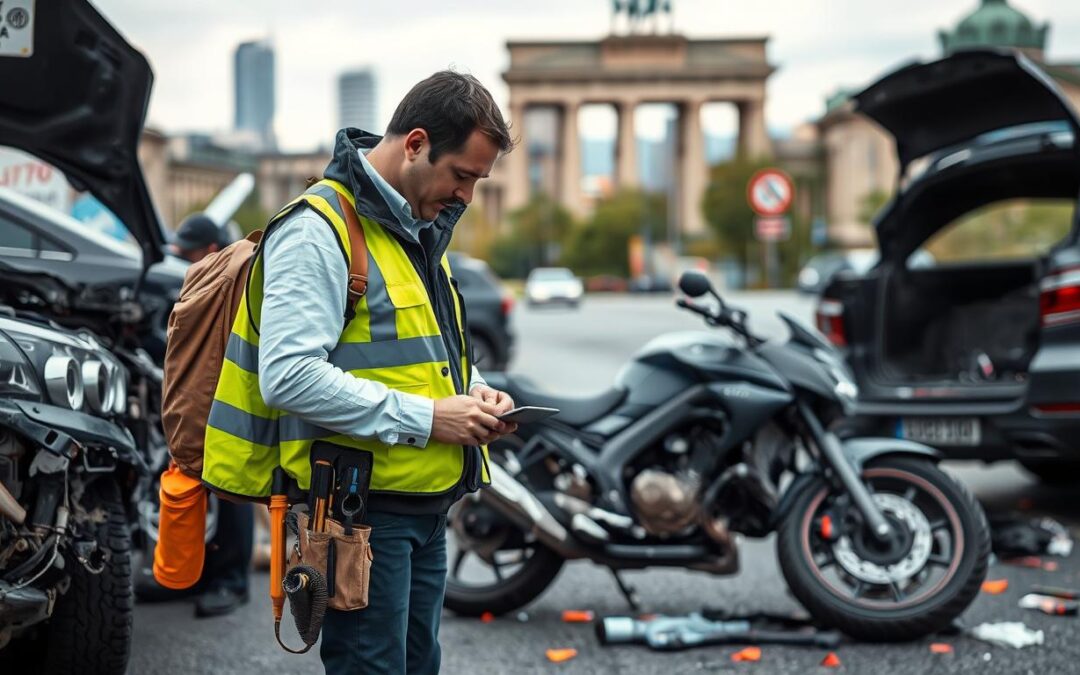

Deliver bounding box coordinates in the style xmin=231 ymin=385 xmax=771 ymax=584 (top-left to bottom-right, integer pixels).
xmin=832 ymin=493 xmax=933 ymax=585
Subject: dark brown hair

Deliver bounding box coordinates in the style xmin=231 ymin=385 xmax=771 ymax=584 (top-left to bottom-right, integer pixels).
xmin=386 ymin=70 xmax=513 ymax=162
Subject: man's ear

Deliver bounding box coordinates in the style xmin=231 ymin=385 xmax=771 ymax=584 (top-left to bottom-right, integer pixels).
xmin=404 ymin=128 xmax=429 ymax=161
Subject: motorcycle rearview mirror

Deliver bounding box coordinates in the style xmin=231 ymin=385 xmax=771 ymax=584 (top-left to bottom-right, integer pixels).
xmin=678 ymin=271 xmax=713 ymax=299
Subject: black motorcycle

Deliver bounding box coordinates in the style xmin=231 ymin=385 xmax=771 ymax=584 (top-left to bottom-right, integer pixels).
xmin=446 ymin=271 xmax=990 ymax=640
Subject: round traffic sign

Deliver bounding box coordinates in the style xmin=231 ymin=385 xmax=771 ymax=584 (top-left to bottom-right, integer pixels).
xmin=747 ymin=168 xmax=795 ymax=217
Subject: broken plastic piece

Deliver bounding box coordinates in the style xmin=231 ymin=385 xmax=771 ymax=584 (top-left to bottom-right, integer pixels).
xmin=1019 ymin=593 xmax=1079 ymax=616
xmin=480 ymin=611 xmax=495 ymax=623
xmin=546 ymin=648 xmax=578 ymax=663
xmin=929 ymin=643 xmax=954 ymax=654
xmin=821 ymin=652 xmax=841 ymax=667
xmin=981 ymin=579 xmax=1009 ymax=594
xmin=731 ymin=646 xmax=762 ymax=662
xmin=1030 ymin=584 xmax=1079 ymax=600
xmin=968 ymin=622 xmax=1044 ymax=649
xmin=516 ymin=611 xmax=530 ymax=623
xmin=562 ymin=610 xmax=595 ymax=623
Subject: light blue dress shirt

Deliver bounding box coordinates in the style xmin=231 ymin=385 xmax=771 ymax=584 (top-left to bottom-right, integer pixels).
xmin=257 ymin=150 xmax=485 ymax=448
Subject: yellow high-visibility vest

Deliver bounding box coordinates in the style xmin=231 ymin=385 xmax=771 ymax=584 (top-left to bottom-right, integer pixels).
xmin=201 ymin=179 xmax=488 ymax=499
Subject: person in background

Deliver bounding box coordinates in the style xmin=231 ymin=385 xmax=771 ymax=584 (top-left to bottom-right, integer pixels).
xmin=171 ymin=212 xmax=228 ymax=263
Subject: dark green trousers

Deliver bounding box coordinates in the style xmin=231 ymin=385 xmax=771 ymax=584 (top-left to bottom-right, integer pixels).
xmin=320 ymin=512 xmax=448 ymax=674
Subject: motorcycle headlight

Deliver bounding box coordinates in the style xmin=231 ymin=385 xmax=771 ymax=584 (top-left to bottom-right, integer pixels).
xmin=0 ymin=331 xmax=41 ymax=399
xmin=44 ymin=354 xmax=84 ymax=410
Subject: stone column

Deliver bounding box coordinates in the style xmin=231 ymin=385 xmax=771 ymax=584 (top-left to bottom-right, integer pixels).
xmin=559 ymin=99 xmax=584 ymax=218
xmin=679 ymin=98 xmax=708 ymax=236
xmin=737 ymin=99 xmax=772 ymax=159
xmin=616 ymin=99 xmax=638 ymax=190
xmin=504 ymin=99 xmax=531 ymax=220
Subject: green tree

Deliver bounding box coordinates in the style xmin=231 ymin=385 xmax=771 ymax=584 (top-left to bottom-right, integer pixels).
xmin=858 ymin=189 xmax=891 ymax=226
xmin=702 ymin=158 xmax=771 ymax=277
xmin=561 ymin=190 xmax=667 ymax=277
xmin=488 ymin=193 xmax=574 ymax=278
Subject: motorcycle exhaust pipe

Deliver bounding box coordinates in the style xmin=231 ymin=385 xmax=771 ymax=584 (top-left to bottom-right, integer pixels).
xmin=480 ymin=462 xmax=586 ymax=559
xmin=0 ymin=480 xmax=26 ymax=524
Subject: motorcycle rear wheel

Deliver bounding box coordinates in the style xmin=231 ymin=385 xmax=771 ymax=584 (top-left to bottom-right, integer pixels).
xmin=777 ymin=457 xmax=989 ymax=641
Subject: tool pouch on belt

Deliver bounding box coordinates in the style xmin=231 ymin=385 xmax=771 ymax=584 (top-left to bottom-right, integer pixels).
xmin=290 ymin=512 xmax=373 ymax=611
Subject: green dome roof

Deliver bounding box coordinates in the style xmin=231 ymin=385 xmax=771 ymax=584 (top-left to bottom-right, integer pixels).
xmin=939 ymin=0 xmax=1049 ymax=54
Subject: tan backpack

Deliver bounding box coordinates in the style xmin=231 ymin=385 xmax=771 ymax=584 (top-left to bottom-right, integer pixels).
xmin=161 ymin=191 xmax=369 ymax=481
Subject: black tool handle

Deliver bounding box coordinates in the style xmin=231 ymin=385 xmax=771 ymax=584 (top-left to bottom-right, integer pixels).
xmin=745 ymin=629 xmax=842 ymax=648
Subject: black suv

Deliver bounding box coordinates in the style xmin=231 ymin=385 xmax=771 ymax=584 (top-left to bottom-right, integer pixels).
xmin=819 ymin=50 xmax=1080 ymax=482
xmin=448 ymin=252 xmax=515 ymax=371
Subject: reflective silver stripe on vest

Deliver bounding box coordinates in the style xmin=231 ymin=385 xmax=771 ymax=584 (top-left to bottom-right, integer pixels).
xmin=279 ymin=415 xmax=334 ymax=443
xmin=207 ymin=400 xmax=277 ymax=447
xmin=328 ymin=334 xmax=447 ymax=372
xmin=225 ymin=333 xmax=259 ymax=373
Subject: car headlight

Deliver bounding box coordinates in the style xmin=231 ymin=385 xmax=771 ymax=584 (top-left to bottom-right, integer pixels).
xmin=44 ymin=354 xmax=84 ymax=410
xmin=82 ymin=360 xmax=116 ymax=414
xmin=0 ymin=332 xmax=41 ymax=399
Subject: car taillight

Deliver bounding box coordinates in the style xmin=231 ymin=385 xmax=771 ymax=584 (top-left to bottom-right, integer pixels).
xmin=815 ymin=299 xmax=847 ymax=347
xmin=500 ymin=294 xmax=514 ymax=317
xmin=1040 ymin=266 xmax=1080 ymax=327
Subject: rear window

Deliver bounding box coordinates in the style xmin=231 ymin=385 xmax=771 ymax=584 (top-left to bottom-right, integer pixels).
xmin=529 ymin=268 xmax=574 ymax=281
xmin=921 ymin=198 xmax=1075 ymax=263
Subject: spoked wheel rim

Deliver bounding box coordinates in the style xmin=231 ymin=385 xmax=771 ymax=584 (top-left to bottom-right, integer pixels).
xmin=446 ymin=498 xmax=544 ymax=589
xmin=446 ymin=440 xmax=541 ymax=591
xmin=799 ymin=467 xmax=965 ymax=610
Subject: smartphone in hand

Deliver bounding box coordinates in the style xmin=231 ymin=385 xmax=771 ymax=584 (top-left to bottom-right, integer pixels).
xmin=496 ymin=406 xmax=560 ymax=424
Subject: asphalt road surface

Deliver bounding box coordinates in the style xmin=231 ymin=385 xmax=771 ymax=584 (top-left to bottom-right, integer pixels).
xmin=130 ymin=292 xmax=1080 ymax=674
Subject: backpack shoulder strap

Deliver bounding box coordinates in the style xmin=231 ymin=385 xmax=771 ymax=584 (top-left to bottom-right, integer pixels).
xmin=336 ymin=191 xmax=369 ymax=305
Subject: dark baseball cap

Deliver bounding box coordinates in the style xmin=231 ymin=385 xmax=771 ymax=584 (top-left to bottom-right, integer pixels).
xmin=174 ymin=213 xmax=226 ymax=251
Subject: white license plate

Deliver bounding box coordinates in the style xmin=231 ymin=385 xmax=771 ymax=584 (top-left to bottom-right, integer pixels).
xmin=900 ymin=418 xmax=981 ymax=446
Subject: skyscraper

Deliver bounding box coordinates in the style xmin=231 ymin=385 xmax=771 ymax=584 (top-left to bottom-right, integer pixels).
xmin=338 ymin=68 xmax=378 ymax=133
xmin=234 ymin=40 xmax=275 ymax=150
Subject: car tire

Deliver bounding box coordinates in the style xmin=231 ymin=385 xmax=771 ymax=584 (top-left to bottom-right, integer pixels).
xmin=1019 ymin=459 xmax=1080 ymax=485
xmin=43 ymin=478 xmax=134 ymax=675
xmin=470 ymin=332 xmax=503 ymax=371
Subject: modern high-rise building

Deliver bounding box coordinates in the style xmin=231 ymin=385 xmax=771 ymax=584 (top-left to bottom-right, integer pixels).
xmin=338 ymin=68 xmax=378 ymax=133
xmin=234 ymin=40 xmax=275 ymax=150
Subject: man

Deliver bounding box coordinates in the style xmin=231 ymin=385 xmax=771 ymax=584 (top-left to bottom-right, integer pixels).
xmin=256 ymin=72 xmax=517 ymax=673
xmin=171 ymin=212 xmax=227 ymax=262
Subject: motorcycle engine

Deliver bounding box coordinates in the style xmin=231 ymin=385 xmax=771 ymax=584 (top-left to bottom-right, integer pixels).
xmin=629 ymin=468 xmax=703 ymax=536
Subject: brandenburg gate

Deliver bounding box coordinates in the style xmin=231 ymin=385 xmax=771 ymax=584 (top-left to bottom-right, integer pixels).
xmin=501 ymin=32 xmax=775 ymax=236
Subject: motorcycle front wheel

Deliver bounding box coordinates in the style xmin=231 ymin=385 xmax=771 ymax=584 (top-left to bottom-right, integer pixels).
xmin=777 ymin=457 xmax=989 ymax=641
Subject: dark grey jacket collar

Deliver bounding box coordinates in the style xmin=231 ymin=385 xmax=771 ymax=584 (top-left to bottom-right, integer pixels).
xmin=323 ymin=128 xmax=466 ymax=260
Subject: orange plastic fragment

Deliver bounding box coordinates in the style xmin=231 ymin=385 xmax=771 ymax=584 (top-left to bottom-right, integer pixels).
xmin=562 ymin=610 xmax=595 ymax=623
xmin=981 ymin=579 xmax=1009 ymax=594
xmin=821 ymin=651 xmax=842 ymax=667
xmin=480 ymin=611 xmax=495 ymax=623
xmin=546 ymin=648 xmax=578 ymax=663
xmin=930 ymin=643 xmax=954 ymax=654
xmin=731 ymin=646 xmax=762 ymax=662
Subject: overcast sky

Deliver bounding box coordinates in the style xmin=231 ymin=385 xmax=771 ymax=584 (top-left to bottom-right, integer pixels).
xmin=94 ymin=0 xmax=1080 ymax=151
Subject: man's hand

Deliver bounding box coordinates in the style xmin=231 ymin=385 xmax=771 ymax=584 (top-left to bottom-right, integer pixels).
xmin=470 ymin=384 xmax=518 ymax=436
xmin=432 ymin=395 xmax=510 ymax=446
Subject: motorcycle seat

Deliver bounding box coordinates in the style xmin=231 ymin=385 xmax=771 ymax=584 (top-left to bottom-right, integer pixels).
xmin=482 ymin=373 xmax=627 ymax=427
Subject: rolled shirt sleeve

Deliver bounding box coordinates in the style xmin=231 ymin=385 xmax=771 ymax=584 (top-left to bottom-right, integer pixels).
xmin=258 ymin=210 xmax=435 ymax=448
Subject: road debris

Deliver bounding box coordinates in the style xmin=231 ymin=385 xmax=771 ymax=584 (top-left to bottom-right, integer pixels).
xmin=562 ymin=610 xmax=595 ymax=623
xmin=1019 ymin=593 xmax=1079 ymax=616
xmin=546 ymin=648 xmax=578 ymax=663
xmin=929 ymin=643 xmax=954 ymax=654
xmin=820 ymin=651 xmax=841 ymax=667
xmin=731 ymin=646 xmax=761 ymax=662
xmin=968 ymin=622 xmax=1045 ymax=649
xmin=981 ymin=579 xmax=1009 ymax=594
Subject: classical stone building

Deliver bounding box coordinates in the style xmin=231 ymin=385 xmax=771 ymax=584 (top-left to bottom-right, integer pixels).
xmin=819 ymin=0 xmax=1080 ymax=246
xmin=499 ymin=34 xmax=775 ymax=237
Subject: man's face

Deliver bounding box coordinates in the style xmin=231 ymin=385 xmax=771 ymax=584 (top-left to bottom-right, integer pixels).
xmin=400 ymin=129 xmax=500 ymax=222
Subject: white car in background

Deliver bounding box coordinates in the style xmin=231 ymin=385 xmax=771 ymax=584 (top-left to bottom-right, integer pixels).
xmin=525 ymin=267 xmax=584 ymax=307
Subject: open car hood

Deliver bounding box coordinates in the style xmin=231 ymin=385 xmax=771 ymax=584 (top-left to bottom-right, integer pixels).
xmin=0 ymin=0 xmax=163 ymax=265
xmin=854 ymin=49 xmax=1080 ymax=169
